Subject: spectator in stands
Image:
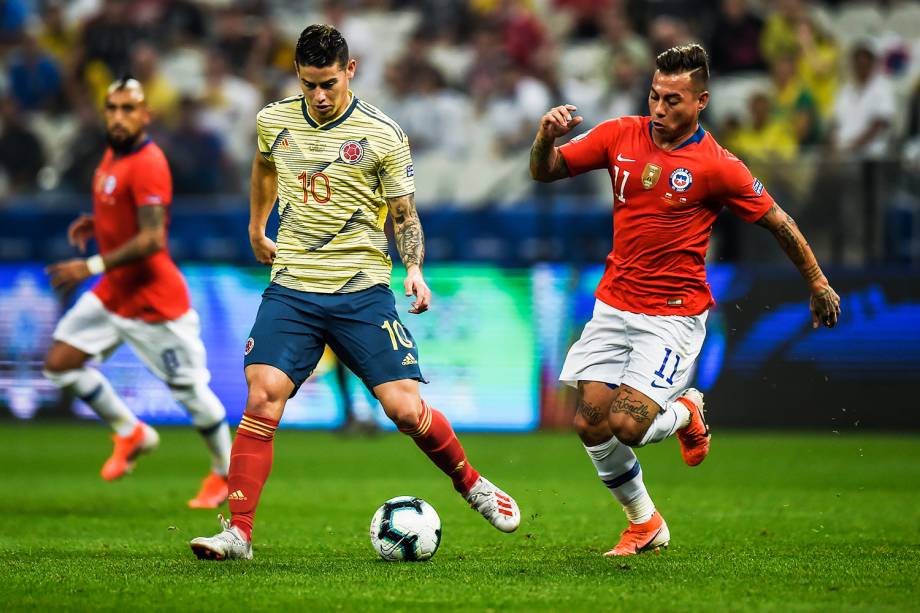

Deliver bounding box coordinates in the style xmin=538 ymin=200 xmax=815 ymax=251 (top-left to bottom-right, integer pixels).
xmin=0 ymin=96 xmax=45 ymax=194
xmin=769 ymin=54 xmax=820 ymax=147
xmin=596 ymin=52 xmax=647 ymax=120
xmin=160 ymin=96 xmax=230 ymax=195
xmin=132 ymin=42 xmax=179 ymax=127
xmin=725 ymin=91 xmax=797 ymax=187
xmin=600 ymin=9 xmax=651 ymax=75
xmin=36 ymin=2 xmax=78 ymax=65
xmin=646 ymin=15 xmax=692 ymax=56
xmin=76 ymin=0 xmax=143 ymax=83
xmin=6 ymin=34 xmax=63 ymax=113
xmin=760 ymin=0 xmax=805 ymax=65
xmin=0 ymin=0 xmax=28 ymax=48
xmin=830 ymin=40 xmax=895 ymax=161
xmin=708 ymin=0 xmax=765 ymax=75
xmin=793 ymin=14 xmax=839 ymax=121
xmin=198 ymin=50 xmax=261 ymax=181
xmin=59 ymin=99 xmax=107 ymax=193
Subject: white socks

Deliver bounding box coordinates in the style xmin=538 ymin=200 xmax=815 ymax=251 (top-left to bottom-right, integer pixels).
xmin=584 ymin=436 xmax=655 ymax=524
xmin=171 ymin=384 xmax=231 ymax=476
xmin=43 ymin=367 xmax=137 ymax=436
xmin=637 ymin=399 xmax=691 ymax=447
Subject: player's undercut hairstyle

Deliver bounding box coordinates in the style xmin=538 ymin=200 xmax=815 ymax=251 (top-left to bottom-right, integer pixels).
xmin=106 ymin=75 xmax=145 ymax=101
xmin=295 ymin=24 xmax=349 ymax=69
xmin=656 ymin=44 xmax=710 ymax=92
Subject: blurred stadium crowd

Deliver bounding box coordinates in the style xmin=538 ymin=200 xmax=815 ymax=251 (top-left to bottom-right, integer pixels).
xmin=0 ymin=0 xmax=919 ymax=263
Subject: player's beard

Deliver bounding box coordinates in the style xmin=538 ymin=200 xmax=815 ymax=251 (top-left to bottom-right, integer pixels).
xmin=106 ymin=128 xmax=143 ymax=155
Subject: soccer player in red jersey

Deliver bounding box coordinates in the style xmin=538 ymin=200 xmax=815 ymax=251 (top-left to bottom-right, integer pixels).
xmin=530 ymin=44 xmax=841 ymax=556
xmin=43 ymin=78 xmax=233 ymax=509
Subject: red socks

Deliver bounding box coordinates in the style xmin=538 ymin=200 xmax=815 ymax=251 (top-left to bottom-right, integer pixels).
xmin=399 ymin=399 xmax=480 ymax=493
xmin=228 ymin=412 xmax=278 ymax=541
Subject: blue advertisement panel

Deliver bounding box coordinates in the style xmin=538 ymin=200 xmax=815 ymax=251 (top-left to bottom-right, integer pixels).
xmin=0 ymin=264 xmax=537 ymax=431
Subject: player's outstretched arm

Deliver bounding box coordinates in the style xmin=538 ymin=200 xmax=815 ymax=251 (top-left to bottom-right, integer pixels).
xmin=388 ymin=192 xmax=430 ymax=314
xmin=529 ymin=104 xmax=582 ymax=182
xmin=46 ymin=205 xmax=167 ymax=293
xmin=249 ymin=152 xmax=279 ymax=265
xmin=755 ymin=203 xmax=841 ymax=328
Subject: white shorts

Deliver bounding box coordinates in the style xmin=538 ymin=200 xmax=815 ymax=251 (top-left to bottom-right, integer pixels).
xmin=559 ymin=300 xmax=708 ymax=407
xmin=53 ymin=292 xmax=210 ymax=387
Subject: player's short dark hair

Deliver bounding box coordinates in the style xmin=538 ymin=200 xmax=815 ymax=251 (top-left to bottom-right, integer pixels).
xmin=656 ymin=44 xmax=710 ymax=91
xmin=295 ymin=24 xmax=349 ymax=69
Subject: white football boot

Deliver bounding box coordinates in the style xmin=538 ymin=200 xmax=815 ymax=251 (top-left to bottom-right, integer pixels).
xmin=463 ymin=476 xmax=521 ymax=533
xmin=189 ymin=514 xmax=253 ymax=561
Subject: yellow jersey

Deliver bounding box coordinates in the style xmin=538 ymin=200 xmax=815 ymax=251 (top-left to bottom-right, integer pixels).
xmin=256 ymin=93 xmax=415 ymax=293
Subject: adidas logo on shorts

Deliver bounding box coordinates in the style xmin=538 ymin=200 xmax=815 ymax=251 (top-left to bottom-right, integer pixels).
xmin=402 ymin=353 xmax=417 ymax=366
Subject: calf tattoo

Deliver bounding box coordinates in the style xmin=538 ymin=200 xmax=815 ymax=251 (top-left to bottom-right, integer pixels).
xmin=609 ymin=389 xmax=651 ymax=424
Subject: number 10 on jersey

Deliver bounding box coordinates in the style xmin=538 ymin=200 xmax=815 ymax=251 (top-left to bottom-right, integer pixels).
xmin=297 ymin=171 xmax=332 ymax=204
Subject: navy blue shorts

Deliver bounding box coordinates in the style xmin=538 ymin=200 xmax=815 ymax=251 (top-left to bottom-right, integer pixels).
xmin=244 ymin=283 xmax=425 ymax=395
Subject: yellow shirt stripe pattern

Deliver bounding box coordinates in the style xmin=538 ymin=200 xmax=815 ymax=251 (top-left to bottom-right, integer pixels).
xmin=256 ymin=93 xmax=415 ymax=293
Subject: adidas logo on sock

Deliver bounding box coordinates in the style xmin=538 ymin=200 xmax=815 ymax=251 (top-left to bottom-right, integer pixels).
xmin=402 ymin=353 xmax=417 ymax=366
xmin=228 ymin=489 xmax=247 ymax=501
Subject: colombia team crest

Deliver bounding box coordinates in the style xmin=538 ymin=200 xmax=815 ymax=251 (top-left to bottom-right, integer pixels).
xmin=339 ymin=140 xmax=365 ymax=164
xmin=669 ymin=168 xmax=693 ymax=192
xmin=642 ymin=163 xmax=662 ymax=189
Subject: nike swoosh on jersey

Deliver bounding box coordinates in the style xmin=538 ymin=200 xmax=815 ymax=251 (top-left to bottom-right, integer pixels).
xmin=650 ymin=380 xmax=670 ymax=388
xmin=616 ymin=153 xmax=636 ymax=162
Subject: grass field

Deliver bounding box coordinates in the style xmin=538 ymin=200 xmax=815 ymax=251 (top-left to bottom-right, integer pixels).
xmin=2 ymin=424 xmax=919 ymax=611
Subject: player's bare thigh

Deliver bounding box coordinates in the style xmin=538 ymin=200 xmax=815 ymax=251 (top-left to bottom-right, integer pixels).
xmin=44 ymin=341 xmax=93 ymax=373
xmin=373 ymin=378 xmax=422 ymax=430
xmin=244 ymin=363 xmax=295 ymax=421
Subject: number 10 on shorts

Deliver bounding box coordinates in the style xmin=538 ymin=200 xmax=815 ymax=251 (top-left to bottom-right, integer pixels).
xmin=381 ymin=320 xmax=413 ymax=350
xmin=654 ymin=347 xmax=681 ymax=385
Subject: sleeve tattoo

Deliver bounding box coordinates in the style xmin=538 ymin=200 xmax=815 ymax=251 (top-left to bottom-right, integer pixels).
xmin=756 ymin=203 xmax=824 ymax=286
xmin=388 ymin=193 xmax=424 ymax=268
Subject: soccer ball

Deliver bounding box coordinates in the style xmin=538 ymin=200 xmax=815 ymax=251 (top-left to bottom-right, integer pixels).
xmin=369 ymin=496 xmax=442 ymax=561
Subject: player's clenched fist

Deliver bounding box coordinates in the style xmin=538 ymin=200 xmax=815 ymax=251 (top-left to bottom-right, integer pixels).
xmin=249 ymin=233 xmax=277 ymax=265
xmin=538 ymin=104 xmax=583 ymax=140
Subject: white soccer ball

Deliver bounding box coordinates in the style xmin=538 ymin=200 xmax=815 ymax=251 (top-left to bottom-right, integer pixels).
xmin=369 ymin=496 xmax=442 ymax=561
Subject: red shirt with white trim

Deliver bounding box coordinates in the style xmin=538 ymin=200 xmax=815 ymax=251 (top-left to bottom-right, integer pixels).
xmin=559 ymin=116 xmax=774 ymax=316
xmin=90 ymin=140 xmax=190 ymax=322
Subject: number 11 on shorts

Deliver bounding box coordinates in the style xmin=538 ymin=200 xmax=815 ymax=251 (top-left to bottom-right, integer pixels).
xmin=654 ymin=347 xmax=681 ymax=385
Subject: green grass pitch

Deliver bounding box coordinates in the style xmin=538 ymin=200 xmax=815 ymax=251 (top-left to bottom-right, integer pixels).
xmin=2 ymin=424 xmax=919 ymax=611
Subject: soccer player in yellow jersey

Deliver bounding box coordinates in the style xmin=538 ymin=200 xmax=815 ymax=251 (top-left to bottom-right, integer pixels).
xmin=191 ymin=25 xmax=520 ymax=561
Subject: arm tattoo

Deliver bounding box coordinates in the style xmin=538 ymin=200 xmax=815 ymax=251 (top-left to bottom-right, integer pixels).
xmin=609 ymin=388 xmax=651 ymax=425
xmin=529 ymin=137 xmax=569 ymax=182
xmin=576 ymin=397 xmax=607 ymax=426
xmin=757 ymin=203 xmax=825 ymax=286
xmin=101 ymin=205 xmax=166 ymax=270
xmin=388 ymin=193 xmax=424 ymax=268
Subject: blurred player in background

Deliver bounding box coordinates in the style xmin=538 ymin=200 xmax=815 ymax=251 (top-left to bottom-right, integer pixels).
xmin=43 ymin=78 xmax=232 ymax=509
xmin=190 ymin=25 xmax=520 ymax=561
xmin=530 ymin=44 xmax=840 ymax=556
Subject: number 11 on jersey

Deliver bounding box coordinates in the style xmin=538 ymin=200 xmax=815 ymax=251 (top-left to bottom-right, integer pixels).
xmin=613 ymin=165 xmax=629 ymax=203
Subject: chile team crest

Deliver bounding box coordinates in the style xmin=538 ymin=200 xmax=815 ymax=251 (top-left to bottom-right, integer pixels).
xmin=669 ymin=168 xmax=693 ymax=192
xmin=339 ymin=140 xmax=364 ymax=164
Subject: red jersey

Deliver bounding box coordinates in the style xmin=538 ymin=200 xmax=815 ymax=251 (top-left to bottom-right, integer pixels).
xmin=559 ymin=116 xmax=774 ymax=316
xmin=91 ymin=139 xmax=190 ymax=322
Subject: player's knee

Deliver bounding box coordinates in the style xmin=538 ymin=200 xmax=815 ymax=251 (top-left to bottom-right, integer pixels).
xmin=608 ymin=414 xmax=645 ymax=447
xmin=42 ymin=368 xmax=83 ymax=389
xmin=170 ymin=383 xmax=226 ymax=427
xmin=383 ymin=397 xmax=422 ymax=429
xmin=572 ymin=411 xmax=609 ymax=444
xmin=245 ymin=382 xmax=287 ymax=419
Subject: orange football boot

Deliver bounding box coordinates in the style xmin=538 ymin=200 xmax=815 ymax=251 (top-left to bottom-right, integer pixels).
xmin=188 ymin=472 xmax=230 ymax=509
xmin=675 ymin=388 xmax=710 ymax=466
xmin=100 ymin=422 xmax=159 ymax=481
xmin=603 ymin=511 xmax=670 ymax=557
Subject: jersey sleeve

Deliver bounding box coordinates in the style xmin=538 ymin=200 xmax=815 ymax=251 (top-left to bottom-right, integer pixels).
xmin=130 ymin=147 xmax=172 ymax=207
xmin=712 ymin=152 xmax=774 ymax=223
xmin=256 ymin=108 xmax=275 ymax=162
xmin=379 ymin=134 xmax=415 ymax=198
xmin=557 ymin=119 xmax=618 ymax=176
